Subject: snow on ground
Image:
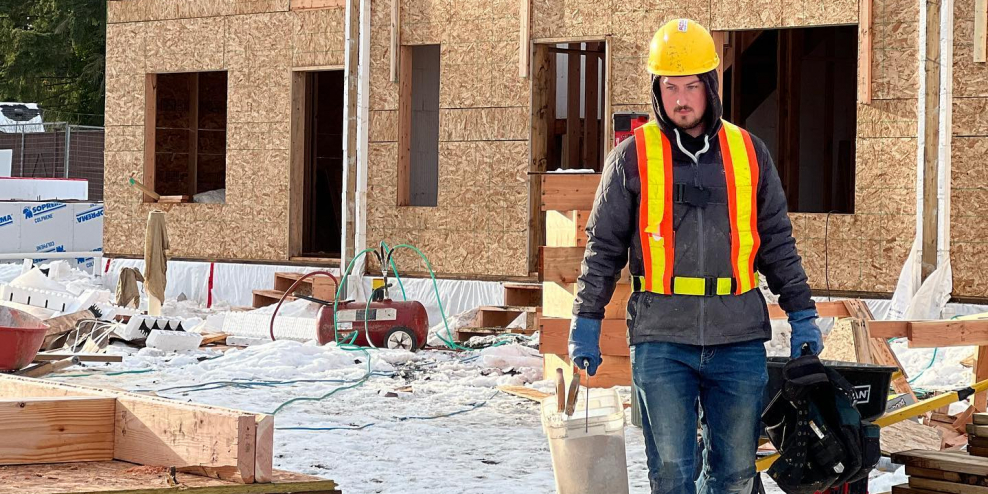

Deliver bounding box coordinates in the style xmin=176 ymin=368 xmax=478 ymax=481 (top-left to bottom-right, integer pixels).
xmin=52 ymin=341 xmax=654 ymax=493
xmin=2 ymin=263 xmax=981 ymax=493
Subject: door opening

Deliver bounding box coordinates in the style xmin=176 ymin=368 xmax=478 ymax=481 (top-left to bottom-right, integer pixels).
xmin=296 ymin=70 xmax=344 ymax=258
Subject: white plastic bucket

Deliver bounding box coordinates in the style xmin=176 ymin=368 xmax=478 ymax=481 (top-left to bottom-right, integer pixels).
xmin=540 ymin=387 xmax=630 ymax=494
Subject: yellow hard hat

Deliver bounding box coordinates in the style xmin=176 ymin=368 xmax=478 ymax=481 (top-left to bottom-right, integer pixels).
xmin=647 ymin=19 xmax=720 ymax=76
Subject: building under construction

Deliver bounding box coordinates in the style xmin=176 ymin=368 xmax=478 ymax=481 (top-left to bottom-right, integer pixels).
xmin=101 ymin=0 xmax=983 ymax=299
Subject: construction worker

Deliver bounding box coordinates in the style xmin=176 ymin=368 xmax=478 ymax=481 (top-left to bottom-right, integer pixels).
xmin=568 ymin=19 xmax=823 ymax=494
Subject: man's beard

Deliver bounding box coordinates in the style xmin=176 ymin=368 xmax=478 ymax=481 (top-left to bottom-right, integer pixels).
xmin=673 ymin=106 xmax=703 ymax=131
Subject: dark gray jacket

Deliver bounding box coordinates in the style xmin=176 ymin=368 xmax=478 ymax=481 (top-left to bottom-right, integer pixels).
xmin=573 ymin=70 xmax=815 ymax=346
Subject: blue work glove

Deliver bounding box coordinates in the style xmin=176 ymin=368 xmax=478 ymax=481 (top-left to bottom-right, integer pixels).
xmin=568 ymin=317 xmax=603 ymax=376
xmin=789 ymin=309 xmax=824 ymax=358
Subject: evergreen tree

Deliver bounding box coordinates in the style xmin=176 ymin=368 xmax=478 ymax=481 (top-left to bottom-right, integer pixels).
xmin=0 ymin=0 xmax=106 ymax=126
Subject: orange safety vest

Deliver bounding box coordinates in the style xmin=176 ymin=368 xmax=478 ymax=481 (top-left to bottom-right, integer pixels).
xmin=633 ymin=119 xmax=761 ymax=296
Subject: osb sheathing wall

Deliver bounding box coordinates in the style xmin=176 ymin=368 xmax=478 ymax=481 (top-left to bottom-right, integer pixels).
xmin=365 ymin=0 xmax=921 ymax=286
xmin=103 ymin=0 xmax=346 ymax=260
xmin=951 ymin=0 xmax=988 ymax=297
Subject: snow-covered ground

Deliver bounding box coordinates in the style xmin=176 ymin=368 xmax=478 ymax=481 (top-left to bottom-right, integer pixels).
xmin=1 ymin=261 xmax=983 ymax=493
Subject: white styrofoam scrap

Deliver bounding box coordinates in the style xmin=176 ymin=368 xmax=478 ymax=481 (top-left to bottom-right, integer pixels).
xmin=46 ymin=260 xmax=72 ymax=281
xmin=65 ymin=289 xmax=101 ymax=314
xmin=146 ymin=329 xmax=203 ymax=352
xmin=221 ymin=311 xmax=316 ymax=342
xmin=119 ymin=314 xmax=188 ymax=341
xmin=0 ymin=283 xmax=77 ymax=312
xmin=225 ymin=335 xmax=272 ymax=347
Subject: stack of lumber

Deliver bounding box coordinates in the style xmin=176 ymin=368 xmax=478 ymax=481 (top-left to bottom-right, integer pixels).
xmin=454 ymin=283 xmax=541 ymax=342
xmin=252 ymin=272 xmax=337 ymax=308
xmin=891 ymin=450 xmax=988 ymax=494
xmin=965 ymin=413 xmax=988 ymax=457
xmin=537 ymin=174 xmax=633 ymax=388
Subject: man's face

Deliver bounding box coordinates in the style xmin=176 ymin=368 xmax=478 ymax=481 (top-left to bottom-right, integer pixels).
xmin=659 ymin=75 xmax=707 ymax=131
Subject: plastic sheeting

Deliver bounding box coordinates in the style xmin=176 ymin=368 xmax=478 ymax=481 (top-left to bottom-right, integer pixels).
xmin=101 ymin=258 xmax=505 ymax=326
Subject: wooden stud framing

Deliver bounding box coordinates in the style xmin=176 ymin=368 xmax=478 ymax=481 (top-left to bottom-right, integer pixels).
xmin=0 ymin=396 xmax=115 ymax=465
xmin=585 ymin=42 xmax=600 ymax=171
xmin=540 ymin=173 xmax=600 ymax=211
xmin=921 ymin=0 xmax=941 ymax=281
xmin=528 ymin=44 xmax=553 ymax=274
xmin=188 ymin=73 xmax=199 ymax=197
xmin=289 ymin=72 xmax=307 ymax=257
xmin=0 ymin=374 xmax=271 ymax=484
xmin=519 ymin=0 xmax=531 ymax=78
xmin=390 ymin=0 xmax=399 ymax=82
xmin=144 ymin=74 xmax=157 ymax=202
xmin=397 ymin=45 xmax=413 ymax=206
xmin=778 ymin=30 xmax=802 ymax=207
xmin=977 ymin=0 xmax=988 ymax=62
xmin=343 ymin=0 xmax=360 ymax=273
xmin=858 ymin=0 xmax=873 ymax=104
xmin=842 ymin=299 xmax=916 ymax=400
xmin=565 ymin=43 xmax=581 ymax=169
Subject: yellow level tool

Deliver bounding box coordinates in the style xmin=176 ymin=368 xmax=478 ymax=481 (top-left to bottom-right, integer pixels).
xmin=755 ymin=378 xmax=988 ymax=472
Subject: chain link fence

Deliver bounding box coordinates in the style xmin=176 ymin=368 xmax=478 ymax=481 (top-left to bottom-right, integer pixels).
xmin=0 ymin=122 xmax=105 ymax=201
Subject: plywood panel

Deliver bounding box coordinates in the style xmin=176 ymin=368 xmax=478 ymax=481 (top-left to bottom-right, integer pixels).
xmin=711 ymin=0 xmax=783 ymax=30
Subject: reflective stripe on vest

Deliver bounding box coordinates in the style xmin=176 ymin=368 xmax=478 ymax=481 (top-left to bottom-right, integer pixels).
xmin=634 ymin=120 xmax=761 ymax=296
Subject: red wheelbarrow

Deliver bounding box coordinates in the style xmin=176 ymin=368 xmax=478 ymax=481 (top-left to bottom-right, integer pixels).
xmin=0 ymin=306 xmax=49 ymax=371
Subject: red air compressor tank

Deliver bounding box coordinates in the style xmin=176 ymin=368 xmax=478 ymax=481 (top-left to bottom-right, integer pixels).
xmin=315 ymin=299 xmax=430 ymax=351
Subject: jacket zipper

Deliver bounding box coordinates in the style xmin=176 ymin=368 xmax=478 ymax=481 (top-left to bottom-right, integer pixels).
xmin=674 ymin=129 xmax=710 ymax=345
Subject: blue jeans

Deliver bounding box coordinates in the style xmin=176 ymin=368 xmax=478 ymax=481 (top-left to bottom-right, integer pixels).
xmin=631 ymin=340 xmax=768 ymax=494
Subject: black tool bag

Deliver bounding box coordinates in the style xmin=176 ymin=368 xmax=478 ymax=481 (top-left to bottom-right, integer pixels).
xmin=761 ymin=355 xmax=881 ymax=494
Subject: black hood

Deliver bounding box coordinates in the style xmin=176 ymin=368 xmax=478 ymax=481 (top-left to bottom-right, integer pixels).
xmin=650 ymin=69 xmax=723 ymax=139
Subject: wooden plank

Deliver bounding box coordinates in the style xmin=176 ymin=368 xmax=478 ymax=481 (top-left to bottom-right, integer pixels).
xmin=972 ymin=446 xmax=988 ymax=457
xmin=497 ymin=385 xmax=551 ymax=403
xmin=921 ymin=0 xmax=940 ymax=280
xmin=909 ymin=320 xmax=988 ymax=348
xmin=540 ymin=173 xmax=600 ymax=211
xmin=390 ymin=0 xmax=399 ymax=82
xmin=584 ymin=43 xmax=599 ymax=170
xmin=843 ymin=299 xmax=916 ymax=399
xmin=867 ymin=320 xmax=909 ymax=338
xmin=188 ymin=73 xmax=199 ymax=197
xmin=539 ymin=316 xmax=629 ymax=357
xmin=528 ymin=44 xmax=552 ymax=274
xmin=968 ymin=423 xmax=988 ymax=436
xmin=290 ymin=0 xmax=346 ymax=9
xmin=0 ymin=461 xmax=339 ymax=494
xmin=541 ymin=246 xmax=630 ymax=285
xmin=543 ymin=352 xmax=630 ymax=388
xmin=977 ymin=0 xmax=987 ymax=63
xmin=851 ymin=318 xmax=874 ymax=364
xmin=541 ymin=281 xmax=630 ymax=320
xmin=342 ymin=0 xmax=359 ymax=273
xmin=565 ymin=44 xmax=581 ymax=169
xmin=0 ymin=375 xmax=265 ymax=484
xmin=289 ymin=72 xmax=306 ymax=257
xmin=977 ymin=346 xmax=988 ymax=412
xmin=144 ymin=74 xmax=157 ymax=200
xmin=765 ymin=301 xmax=851 ymax=320
xmin=397 ymin=45 xmax=413 ymax=206
xmin=0 ymin=397 xmax=115 ymax=465
xmin=976 ymin=413 xmax=988 ymax=425
xmin=504 ymin=283 xmax=541 ymax=307
xmin=518 ymin=0 xmax=531 ymax=77
xmin=911 ymin=477 xmax=988 ymax=494
xmin=858 ymin=0 xmax=873 ymax=104
xmin=575 ymin=210 xmax=589 ymax=247
xmin=892 ymin=450 xmax=988 ymax=477
xmin=906 ymin=467 xmax=988 ymax=485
